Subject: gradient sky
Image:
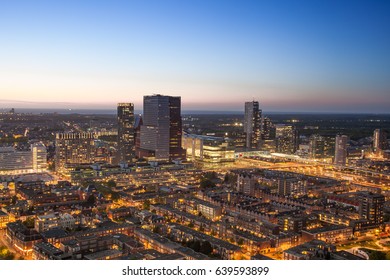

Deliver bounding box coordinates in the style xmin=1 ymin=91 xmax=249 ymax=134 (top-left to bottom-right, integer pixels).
xmin=0 ymin=0 xmax=389 ymax=113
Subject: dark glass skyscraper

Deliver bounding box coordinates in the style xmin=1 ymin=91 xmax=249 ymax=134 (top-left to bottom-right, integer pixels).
xmin=117 ymin=103 xmax=135 ymax=163
xmin=140 ymin=95 xmax=185 ymax=161
xmin=275 ymin=124 xmax=299 ymax=154
xmin=309 ymin=134 xmax=325 ymax=159
xmin=244 ymin=101 xmax=261 ymax=149
xmin=334 ymin=134 xmax=348 ymax=165
xmin=373 ymin=128 xmax=388 ymax=152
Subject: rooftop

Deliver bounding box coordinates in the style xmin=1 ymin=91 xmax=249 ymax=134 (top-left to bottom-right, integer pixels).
xmin=84 ymin=249 xmax=122 ymax=260
xmin=303 ymin=225 xmax=350 ymax=234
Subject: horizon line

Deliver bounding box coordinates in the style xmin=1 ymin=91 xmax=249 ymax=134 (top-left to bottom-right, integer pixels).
xmin=1 ymin=107 xmax=389 ymax=116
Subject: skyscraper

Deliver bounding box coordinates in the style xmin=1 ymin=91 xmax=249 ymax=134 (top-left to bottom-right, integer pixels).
xmin=373 ymin=129 xmax=388 ymax=152
xmin=275 ymin=124 xmax=299 ymax=154
xmin=117 ymin=103 xmax=135 ymax=163
xmin=244 ymin=101 xmax=261 ymax=149
xmin=261 ymin=116 xmax=275 ymax=140
xmin=334 ymin=135 xmax=348 ymax=165
xmin=140 ymin=94 xmax=186 ymax=161
xmin=309 ymin=134 xmax=325 ymax=159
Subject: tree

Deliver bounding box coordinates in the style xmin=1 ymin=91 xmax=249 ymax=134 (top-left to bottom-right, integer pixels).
xmin=200 ymin=241 xmax=213 ymax=255
xmin=111 ymin=192 xmax=120 ymax=201
xmin=87 ymin=194 xmax=96 ymax=205
xmin=200 ymin=179 xmax=216 ymax=189
xmin=107 ymin=180 xmax=117 ymax=189
xmin=22 ymin=217 xmax=35 ymax=229
xmin=0 ymin=246 xmax=15 ymax=260
xmin=224 ymin=173 xmax=237 ymax=184
xmin=142 ymin=200 xmax=150 ymax=210
xmin=192 ymin=240 xmax=201 ymax=252
xmin=369 ymin=250 xmax=387 ymax=260
xmin=204 ymin=172 xmax=218 ymax=180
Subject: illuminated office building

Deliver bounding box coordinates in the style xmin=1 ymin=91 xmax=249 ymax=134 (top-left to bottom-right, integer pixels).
xmin=261 ymin=116 xmax=275 ymax=140
xmin=117 ymin=103 xmax=135 ymax=163
xmin=182 ymin=133 xmax=235 ymax=166
xmin=334 ymin=135 xmax=348 ymax=165
xmin=244 ymin=101 xmax=261 ymax=149
xmin=140 ymin=95 xmax=186 ymax=161
xmin=0 ymin=142 xmax=47 ymax=174
xmin=275 ymin=124 xmax=299 ymax=154
xmin=309 ymin=134 xmax=325 ymax=159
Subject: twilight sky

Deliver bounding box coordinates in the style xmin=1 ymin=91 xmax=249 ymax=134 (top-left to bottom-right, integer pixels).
xmin=0 ymin=0 xmax=389 ymax=113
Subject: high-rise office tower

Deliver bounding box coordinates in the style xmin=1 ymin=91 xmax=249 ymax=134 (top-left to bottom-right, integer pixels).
xmin=275 ymin=124 xmax=299 ymax=154
xmin=334 ymin=135 xmax=348 ymax=165
xmin=140 ymin=94 xmax=186 ymax=161
xmin=309 ymin=134 xmax=325 ymax=159
xmin=261 ymin=116 xmax=275 ymax=140
xmin=358 ymin=192 xmax=385 ymax=226
xmin=117 ymin=103 xmax=135 ymax=163
xmin=55 ymin=133 xmax=96 ymax=172
xmin=373 ymin=129 xmax=388 ymax=152
xmin=244 ymin=101 xmax=261 ymax=149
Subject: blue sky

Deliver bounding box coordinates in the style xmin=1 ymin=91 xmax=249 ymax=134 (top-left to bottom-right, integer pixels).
xmin=0 ymin=0 xmax=389 ymax=113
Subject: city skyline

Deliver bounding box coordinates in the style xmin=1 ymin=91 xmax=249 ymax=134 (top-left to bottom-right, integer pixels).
xmin=1 ymin=0 xmax=390 ymax=114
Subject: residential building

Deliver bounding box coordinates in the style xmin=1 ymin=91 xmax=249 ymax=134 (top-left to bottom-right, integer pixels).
xmin=358 ymin=192 xmax=385 ymax=226
xmin=301 ymin=225 xmax=353 ymax=243
xmin=275 ymin=125 xmax=299 ymax=154
xmin=55 ymin=133 xmax=96 ymax=172
xmin=236 ymin=173 xmax=256 ymax=196
xmin=309 ymin=134 xmax=326 ymax=159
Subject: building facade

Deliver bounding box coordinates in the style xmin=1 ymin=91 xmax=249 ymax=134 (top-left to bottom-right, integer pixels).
xmin=334 ymin=135 xmax=348 ymax=165
xmin=244 ymin=101 xmax=261 ymax=149
xmin=117 ymin=103 xmax=135 ymax=163
xmin=358 ymin=192 xmax=385 ymax=226
xmin=0 ymin=143 xmax=47 ymax=174
xmin=182 ymin=133 xmax=235 ymax=166
xmin=275 ymin=125 xmax=299 ymax=154
xmin=140 ymin=95 xmax=186 ymax=161
xmin=309 ymin=134 xmax=326 ymax=159
xmin=55 ymin=133 xmax=96 ymax=172
xmin=373 ymin=129 xmax=388 ymax=152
